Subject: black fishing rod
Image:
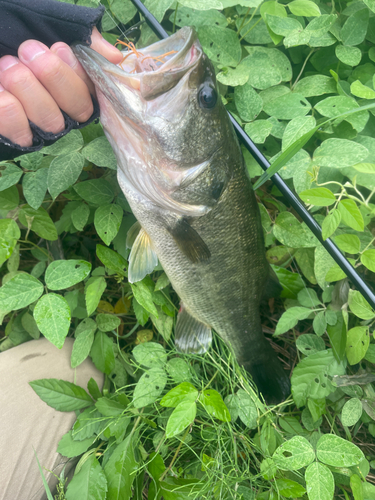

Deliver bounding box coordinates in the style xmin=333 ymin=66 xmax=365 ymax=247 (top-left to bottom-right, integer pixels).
xmin=129 ymin=0 xmax=375 ymax=310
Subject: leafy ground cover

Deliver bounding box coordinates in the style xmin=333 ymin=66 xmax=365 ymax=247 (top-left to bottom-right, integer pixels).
xmin=1 ymin=0 xmax=375 ymax=499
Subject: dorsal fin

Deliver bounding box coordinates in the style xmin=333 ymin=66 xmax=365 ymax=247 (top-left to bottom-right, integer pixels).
xmin=175 ymin=304 xmax=212 ymax=354
xmin=128 ymin=227 xmax=158 ymax=283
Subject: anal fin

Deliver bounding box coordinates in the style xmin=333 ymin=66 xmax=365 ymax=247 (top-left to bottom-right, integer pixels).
xmin=175 ymin=305 xmax=212 ymax=354
xmin=168 ymin=218 xmax=211 ymax=264
xmin=128 ymin=226 xmax=158 ymax=283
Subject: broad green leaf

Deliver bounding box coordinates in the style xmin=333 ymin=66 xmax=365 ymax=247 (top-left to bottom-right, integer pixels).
xmin=341 ymin=398 xmax=363 ymax=427
xmin=0 ymin=273 xmax=43 ymax=311
xmin=224 ymin=394 xmax=240 ymax=422
xmin=327 ymin=312 xmax=347 ymax=362
xmin=94 ymin=204 xmax=123 ymax=246
xmin=273 ymin=436 xmax=315 ymax=471
xmin=42 ymin=129 xmax=83 ymax=155
xmin=353 ymin=163 xmax=375 ymax=173
xmin=107 ymin=0 xmax=137 ymax=24
xmin=132 ymin=298 xmax=149 ymax=326
xmin=96 ymin=244 xmax=127 ymax=276
xmin=0 ymin=218 xmax=20 ymax=268
xmin=237 ymin=389 xmax=258 ymax=428
xmin=274 ymin=478 xmax=306 ymax=498
xmin=151 ymin=307 xmax=173 ymax=342
xmin=361 ymin=249 xmax=375 ymax=272
xmin=57 ymin=431 xmax=96 ymax=459
xmin=160 ymin=382 xmax=198 ymax=408
xmin=85 ymin=276 xmax=107 ymax=316
xmin=338 ymin=199 xmax=364 ymax=231
xmin=131 ymin=282 xmax=158 ymax=317
xmin=348 ymin=290 xmax=375 ymax=320
xmin=104 ymin=433 xmax=138 ymax=500
xmin=71 ymin=319 xmax=96 ymax=368
xmin=274 ymin=307 xmax=312 ymax=335
xmin=341 ymin=9 xmax=369 ymax=47
xmin=288 ymin=0 xmax=320 ymax=16
xmin=154 ymin=273 xmax=170 ymax=291
xmin=133 ymin=342 xmax=167 ymax=369
xmin=45 ymin=259 xmax=91 ymax=290
xmin=19 ymin=205 xmax=58 ymax=241
xmin=90 ymin=331 xmax=115 ymax=375
xmin=66 ymin=454 xmax=107 ymax=500
xmin=336 ymin=45 xmax=362 ymax=66
xmin=200 ymin=389 xmax=231 ymax=422
xmin=299 ymin=188 xmax=336 ymax=207
xmin=48 ymin=152 xmax=84 ymax=199
xmin=15 ymin=151 xmax=43 ymax=169
xmin=334 ymin=234 xmax=361 ymax=254
xmin=71 ymin=202 xmax=90 ymax=231
xmin=72 ymin=407 xmax=101 ymax=440
xmin=298 ymin=288 xmax=321 ymax=308
xmin=165 ymin=400 xmax=197 ymax=438
xmin=294 ymin=75 xmax=337 ymax=97
xmin=305 ymin=462 xmax=334 ymax=500
xmin=166 ymin=358 xmax=192 ymax=384
xmin=351 ymin=80 xmax=375 ymax=99
xmin=267 ymin=14 xmax=303 ymax=37
xmin=346 ymin=326 xmax=370 ymax=365
xmin=273 ymin=265 xmax=306 ymax=298
xmin=296 ymin=334 xmax=325 ymax=356
xmin=240 ymin=49 xmax=282 ymax=90
xmin=179 ymin=0 xmax=222 ymax=8
xmin=313 ymin=311 xmax=327 ymax=337
xmin=133 ymin=368 xmax=167 ymax=408
xmin=316 ymin=434 xmax=364 ymax=467
xmin=22 ymin=168 xmax=49 ymax=210
xmin=96 ymin=313 xmax=121 ymax=332
xmin=313 ymin=139 xmax=369 ymax=168
xmin=0 ymin=185 xmax=19 ymax=210
xmin=305 ymin=13 xmax=336 ymax=34
xmin=21 ymin=312 xmax=40 ymax=339
xmin=217 ymin=64 xmax=250 ymax=87
xmin=273 ymin=212 xmax=318 ymax=248
xmin=29 ymin=378 xmax=93 ymax=411
xmin=263 ymin=91 xmax=311 ymax=120
xmin=96 ymin=397 xmax=126 ymax=417
xmin=325 ymin=258 xmax=356 ymax=282
xmin=315 ymin=96 xmax=368 ymax=133
xmin=172 ymin=6 xmax=227 ymax=29
xmin=282 ymin=116 xmax=316 ymax=152
xmin=350 ymin=474 xmax=364 ymax=500
xmin=82 ymin=136 xmax=117 ymax=169
xmin=291 ymin=349 xmax=346 ymax=407
xmin=244 ymin=120 xmax=272 ymax=144
xmin=234 ymin=83 xmax=263 ymax=122
xmin=74 ymin=179 xmax=114 ymax=206
xmin=198 ymin=26 xmax=241 ymax=67
xmin=0 ymin=163 xmax=22 ymax=191
xmin=34 ymin=293 xmax=71 ymax=348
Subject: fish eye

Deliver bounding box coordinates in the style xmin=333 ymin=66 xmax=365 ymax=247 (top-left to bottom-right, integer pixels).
xmin=198 ymin=84 xmax=217 ymax=109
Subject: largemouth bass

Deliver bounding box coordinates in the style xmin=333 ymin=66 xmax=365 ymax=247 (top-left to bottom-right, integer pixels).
xmin=73 ymin=27 xmax=290 ymax=403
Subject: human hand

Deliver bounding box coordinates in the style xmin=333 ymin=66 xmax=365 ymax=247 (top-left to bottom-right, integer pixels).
xmin=0 ymin=28 xmax=122 ymax=147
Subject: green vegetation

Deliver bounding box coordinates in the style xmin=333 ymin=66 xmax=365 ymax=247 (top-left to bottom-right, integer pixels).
xmin=1 ymin=0 xmax=375 ymax=498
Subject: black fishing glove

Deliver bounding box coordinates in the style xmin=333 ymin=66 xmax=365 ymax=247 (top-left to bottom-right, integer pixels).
xmin=0 ymin=0 xmax=105 ymax=161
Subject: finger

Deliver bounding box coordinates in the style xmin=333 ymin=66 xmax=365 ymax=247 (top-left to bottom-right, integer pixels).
xmin=0 ymin=84 xmax=33 ymax=147
xmin=90 ymin=27 xmax=122 ymax=64
xmin=18 ymin=40 xmax=93 ymax=123
xmin=0 ymin=55 xmax=65 ymax=134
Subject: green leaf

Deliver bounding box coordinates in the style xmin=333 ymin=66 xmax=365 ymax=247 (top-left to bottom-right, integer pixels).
xmin=71 ymin=319 xmax=96 ymax=368
xmin=96 ymin=244 xmax=127 ymax=276
xmin=165 ymin=400 xmax=197 ymax=438
xmin=316 ymin=434 xmax=364 ymax=467
xmin=350 ymin=474 xmax=364 ymax=500
xmin=338 ymin=199 xmax=364 ymax=231
xmin=0 ymin=273 xmax=43 ymax=311
xmin=351 ymin=80 xmax=375 ymax=99
xmin=234 ymin=83 xmax=263 ymax=122
xmin=240 ymin=49 xmax=283 ymax=90
xmin=267 ymin=14 xmax=303 ymax=37
xmin=297 ymin=288 xmax=321 ymax=308
xmin=272 ymin=265 xmax=306 ymax=299
xmin=274 ymin=478 xmax=306 ymax=498
xmin=96 ymin=397 xmax=126 ymax=417
xmin=0 ymin=185 xmax=19 ymax=210
xmin=166 ymin=358 xmax=192 ymax=384
xmin=273 ymin=212 xmax=318 ymax=248
xmin=237 ymin=389 xmax=258 ymax=428
xmin=0 ymin=218 xmax=21 ymax=268
xmin=85 ymin=276 xmax=107 ymax=316
xmin=361 ymin=249 xmax=375 ymax=272
xmin=96 ymin=313 xmax=121 ymax=332
xmin=273 ymin=436 xmax=315 ymax=471
xmin=74 ymin=179 xmax=114 ymax=206
xmin=18 ymin=205 xmax=58 ymax=241
xmin=173 ymin=5 xmax=227 ymax=28
xmin=66 ymin=454 xmax=107 ymax=500
xmin=341 ymin=398 xmax=363 ymax=427
xmin=300 ymin=187 xmax=336 ymax=207
xmin=296 ymin=334 xmax=325 ymax=356
xmin=42 ymin=129 xmax=83 ymax=155
xmin=29 ymin=378 xmax=93 ymax=411
xmin=294 ymin=75 xmax=337 ymax=97
xmin=282 ymin=116 xmax=316 ymax=152
xmin=82 ymin=136 xmax=117 ymax=170
xmin=200 ymin=389 xmax=231 ymax=422
xmin=131 ymin=282 xmax=158 ymax=317
xmin=104 ymin=433 xmax=138 ymax=500
xmin=288 ymin=0 xmax=320 ymax=16
xmin=334 ymin=234 xmax=361 ymax=254
xmin=353 ymin=163 xmax=375 ymax=173
xmin=305 ymin=462 xmax=334 ymax=500
xmin=244 ymin=120 xmax=272 ymax=144
xmin=291 ymin=349 xmax=346 ymax=407
xmin=57 ymin=431 xmax=96 ymax=459
xmin=197 ymin=26 xmax=241 ymax=67
xmin=348 ymin=290 xmax=375 ymax=320
xmin=48 ymin=152 xmax=84 ymax=199
xmin=34 ymin=293 xmax=71 ymax=348
xmin=313 ymin=311 xmax=327 ymax=337
xmin=0 ymin=163 xmax=22 ymax=191
xmin=216 ymin=64 xmax=250 ymax=87
xmin=45 ymin=259 xmax=91 ymax=291
xmin=90 ymin=331 xmax=115 ymax=375
xmin=179 ymin=0 xmax=222 ymax=8
xmin=71 ymin=202 xmax=90 ymax=231
xmin=336 ymin=45 xmax=362 ymax=67
xmin=94 ymin=204 xmax=123 ymax=246
xmin=22 ymin=168 xmax=49 ymax=210
xmin=72 ymin=406 xmax=101 ymax=440
xmin=341 ymin=9 xmax=369 ymax=47
xmin=21 ymin=312 xmax=40 ymax=339
xmin=154 ymin=273 xmax=170 ymax=291
xmin=327 ymin=312 xmax=347 ymax=362
xmin=263 ymin=91 xmax=311 ymax=120
xmin=133 ymin=342 xmax=167 ymax=369
xmin=314 ymin=139 xmax=369 ymax=168
xmin=160 ymin=382 xmax=198 ymax=408
xmin=346 ymin=326 xmax=370 ymax=365
xmin=133 ymin=368 xmax=167 ymax=408
xmin=150 ymin=307 xmax=174 ymax=342
xmin=274 ymin=307 xmax=312 ymax=335
xmin=132 ymin=298 xmax=149 ymax=326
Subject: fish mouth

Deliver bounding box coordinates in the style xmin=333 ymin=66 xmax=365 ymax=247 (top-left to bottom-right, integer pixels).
xmin=72 ymin=26 xmax=202 ymax=105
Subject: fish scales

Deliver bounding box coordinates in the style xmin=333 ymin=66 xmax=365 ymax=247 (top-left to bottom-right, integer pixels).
xmin=73 ymin=27 xmax=290 ymax=403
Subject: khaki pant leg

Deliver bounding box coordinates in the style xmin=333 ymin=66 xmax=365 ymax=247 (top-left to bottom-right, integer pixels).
xmin=0 ymin=337 xmax=104 ymax=500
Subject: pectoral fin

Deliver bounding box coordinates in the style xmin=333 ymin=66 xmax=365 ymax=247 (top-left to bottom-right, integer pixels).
xmin=168 ymin=218 xmax=211 ymax=264
xmin=175 ymin=305 xmax=212 ymax=354
xmin=126 ymin=221 xmax=141 ymax=249
xmin=128 ymin=227 xmax=158 ymax=283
